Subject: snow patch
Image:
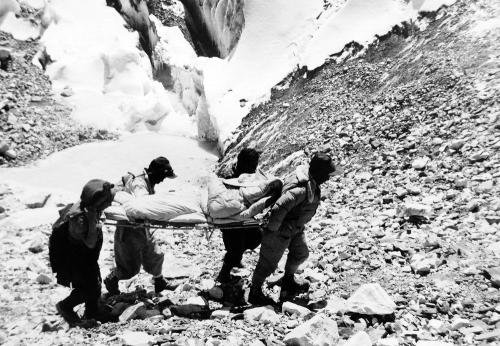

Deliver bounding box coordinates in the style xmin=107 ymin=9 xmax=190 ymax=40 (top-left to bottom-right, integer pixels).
xmin=0 ymin=133 xmax=219 ymax=202
xmin=301 ymin=0 xmax=411 ymax=70
xmin=0 ymin=11 xmax=40 ymax=41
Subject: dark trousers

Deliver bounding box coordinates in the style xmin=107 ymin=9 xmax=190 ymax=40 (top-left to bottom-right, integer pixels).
xmin=222 ymin=228 xmax=262 ymax=268
xmin=62 ymin=237 xmax=103 ymax=318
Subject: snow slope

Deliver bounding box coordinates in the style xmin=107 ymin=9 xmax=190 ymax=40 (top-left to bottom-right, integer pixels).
xmin=198 ymin=0 xmax=457 ymax=149
xmin=201 ymin=0 xmax=323 ymax=149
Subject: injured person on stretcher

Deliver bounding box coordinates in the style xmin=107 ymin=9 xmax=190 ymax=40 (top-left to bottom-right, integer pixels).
xmin=104 ymin=171 xmax=283 ymax=227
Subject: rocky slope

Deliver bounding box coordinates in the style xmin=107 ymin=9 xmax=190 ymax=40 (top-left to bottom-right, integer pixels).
xmin=1 ymin=0 xmax=499 ymax=345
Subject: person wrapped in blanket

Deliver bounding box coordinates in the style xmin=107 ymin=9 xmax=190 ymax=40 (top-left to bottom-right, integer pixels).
xmin=104 ymin=157 xmax=177 ymax=296
xmin=49 ymin=179 xmax=114 ymax=327
xmin=214 ymin=148 xmax=283 ymax=283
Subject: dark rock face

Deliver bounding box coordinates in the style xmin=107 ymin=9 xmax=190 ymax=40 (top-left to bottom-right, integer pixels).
xmin=0 ymin=48 xmax=12 ymax=70
xmin=178 ymin=0 xmax=244 ymax=58
xmin=106 ymin=0 xmax=159 ymax=63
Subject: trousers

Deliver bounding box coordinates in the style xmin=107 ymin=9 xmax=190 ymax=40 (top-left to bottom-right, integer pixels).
xmin=221 ymin=228 xmax=262 ymax=268
xmin=112 ymin=221 xmax=164 ymax=280
xmin=251 ymin=227 xmax=309 ymax=287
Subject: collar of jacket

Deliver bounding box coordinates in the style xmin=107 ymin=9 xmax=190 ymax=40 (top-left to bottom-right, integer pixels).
xmin=140 ymin=169 xmax=155 ymax=194
xmin=296 ymin=165 xmax=317 ymax=203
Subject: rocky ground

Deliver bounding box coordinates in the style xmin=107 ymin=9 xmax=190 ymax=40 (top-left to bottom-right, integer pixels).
xmin=1 ymin=0 xmax=500 ymax=345
xmin=0 ymin=30 xmax=116 ymax=168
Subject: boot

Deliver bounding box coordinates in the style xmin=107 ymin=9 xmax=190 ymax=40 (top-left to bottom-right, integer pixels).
xmin=56 ymin=301 xmax=81 ymax=327
xmin=216 ymin=263 xmax=232 ymax=284
xmin=248 ymin=285 xmax=275 ymax=306
xmin=104 ymin=275 xmax=120 ymax=296
xmin=280 ymin=275 xmax=310 ymax=301
xmin=154 ymin=276 xmax=179 ymax=293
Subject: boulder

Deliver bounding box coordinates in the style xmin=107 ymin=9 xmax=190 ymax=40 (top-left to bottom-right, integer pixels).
xmin=410 ymin=253 xmax=440 ymax=275
xmin=119 ymin=302 xmax=146 ymax=322
xmin=28 ymin=236 xmax=45 ymax=253
xmin=119 ymin=331 xmax=154 ymax=346
xmin=415 ymin=342 xmax=454 ymax=346
xmin=36 ymin=273 xmax=52 ymax=284
xmin=344 ymin=331 xmax=372 ymax=346
xmin=24 ymin=193 xmax=51 ymax=209
xmin=185 ymin=296 xmax=208 ymax=307
xmin=377 ymin=338 xmax=399 ymax=346
xmin=450 ymin=317 xmax=470 ymax=330
xmin=402 ymin=202 xmax=432 ymax=218
xmin=211 ymin=309 xmax=230 ymax=319
xmin=346 ymin=283 xmax=396 ymax=315
xmin=475 ymin=329 xmax=500 ymax=341
xmin=282 ymin=302 xmax=312 ymax=318
xmin=412 ymin=157 xmax=429 ymax=170
xmin=208 ymin=286 xmax=224 ymax=300
xmin=486 ymin=242 xmax=500 ymax=257
xmin=484 ymin=267 xmax=500 ymax=287
xmin=200 ymin=278 xmax=216 ymax=290
xmin=244 ymin=306 xmax=279 ymax=325
xmin=284 ymin=314 xmax=339 ymax=346
xmin=324 ymin=295 xmax=347 ymax=315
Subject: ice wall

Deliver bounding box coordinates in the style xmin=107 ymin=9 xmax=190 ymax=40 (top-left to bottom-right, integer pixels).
xmin=152 ymin=16 xmax=218 ymax=141
xmin=38 ymin=0 xmax=196 ymax=135
xmin=180 ymin=0 xmax=244 ymax=58
xmin=106 ymin=0 xmax=159 ymax=61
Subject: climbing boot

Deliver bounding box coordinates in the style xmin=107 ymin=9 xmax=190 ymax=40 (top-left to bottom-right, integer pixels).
xmin=154 ymin=276 xmax=179 ymax=293
xmin=280 ymin=275 xmax=310 ymax=301
xmin=248 ymin=286 xmax=275 ymax=306
xmin=56 ymin=301 xmax=81 ymax=327
xmin=104 ymin=275 xmax=120 ymax=296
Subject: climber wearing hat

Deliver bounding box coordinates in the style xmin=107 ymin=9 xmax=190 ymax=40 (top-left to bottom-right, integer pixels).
xmin=248 ymin=153 xmax=338 ymax=305
xmin=50 ymin=179 xmax=115 ymax=327
xmin=104 ymin=156 xmax=177 ymax=296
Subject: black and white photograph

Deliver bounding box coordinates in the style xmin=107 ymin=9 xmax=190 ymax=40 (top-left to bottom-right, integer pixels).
xmin=0 ymin=0 xmax=499 ymax=345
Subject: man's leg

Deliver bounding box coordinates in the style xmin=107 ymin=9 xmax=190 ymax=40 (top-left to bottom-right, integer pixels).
xmin=217 ymin=230 xmax=246 ymax=283
xmin=142 ymin=229 xmax=176 ymax=293
xmin=243 ymin=227 xmax=262 ymax=252
xmin=281 ymin=231 xmax=310 ymax=300
xmin=249 ymin=230 xmax=290 ymax=305
xmin=57 ymin=288 xmax=85 ymax=326
xmin=104 ymin=225 xmax=145 ymax=294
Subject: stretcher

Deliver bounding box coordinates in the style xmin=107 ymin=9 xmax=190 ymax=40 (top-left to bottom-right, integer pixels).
xmin=103 ymin=215 xmax=262 ymax=241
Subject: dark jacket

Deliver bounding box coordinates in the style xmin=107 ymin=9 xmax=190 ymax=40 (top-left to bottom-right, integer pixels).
xmin=266 ymin=166 xmax=320 ymax=234
xmin=50 ymin=203 xmax=103 ymax=287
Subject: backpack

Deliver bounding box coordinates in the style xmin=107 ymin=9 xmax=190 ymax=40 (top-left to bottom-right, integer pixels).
xmin=48 ymin=203 xmax=74 ymax=287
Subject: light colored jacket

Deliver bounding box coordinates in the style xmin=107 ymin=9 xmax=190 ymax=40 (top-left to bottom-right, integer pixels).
xmin=119 ymin=170 xmax=154 ymax=197
xmin=266 ymin=165 xmax=320 ymax=233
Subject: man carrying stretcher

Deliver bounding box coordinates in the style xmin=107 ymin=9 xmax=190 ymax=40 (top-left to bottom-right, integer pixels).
xmin=104 ymin=157 xmax=177 ymax=295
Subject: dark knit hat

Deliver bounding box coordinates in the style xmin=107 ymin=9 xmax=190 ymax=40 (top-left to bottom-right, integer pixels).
xmin=148 ymin=156 xmax=174 ymax=177
xmin=80 ymin=179 xmax=114 ymax=208
xmin=235 ymin=148 xmax=260 ymax=175
xmin=309 ymin=153 xmax=336 ymax=178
